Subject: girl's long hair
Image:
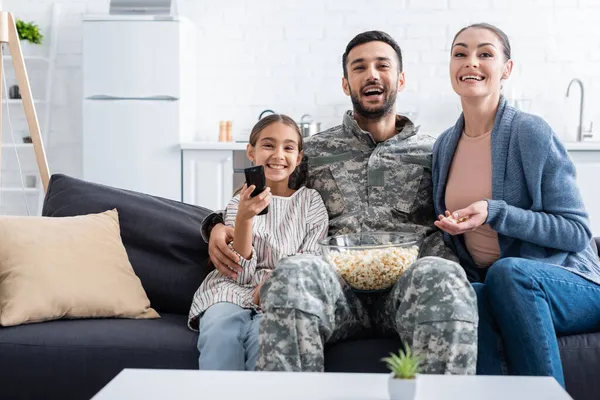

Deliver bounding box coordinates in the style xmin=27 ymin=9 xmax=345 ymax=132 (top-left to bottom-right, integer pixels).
xmin=235 ymin=114 xmax=306 ymax=195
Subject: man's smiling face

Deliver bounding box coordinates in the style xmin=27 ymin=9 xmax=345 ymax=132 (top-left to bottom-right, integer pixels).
xmin=342 ymin=41 xmax=405 ymax=120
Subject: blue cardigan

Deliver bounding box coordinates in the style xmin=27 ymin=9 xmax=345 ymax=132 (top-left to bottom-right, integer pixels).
xmin=432 ymin=96 xmax=600 ymax=285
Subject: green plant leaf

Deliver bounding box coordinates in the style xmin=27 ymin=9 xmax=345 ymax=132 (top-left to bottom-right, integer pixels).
xmin=16 ymin=19 xmax=44 ymax=45
xmin=381 ymin=343 xmax=422 ymax=379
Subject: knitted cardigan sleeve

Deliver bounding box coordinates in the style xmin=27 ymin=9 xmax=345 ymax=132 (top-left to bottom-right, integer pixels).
xmin=486 ymin=115 xmax=592 ymax=253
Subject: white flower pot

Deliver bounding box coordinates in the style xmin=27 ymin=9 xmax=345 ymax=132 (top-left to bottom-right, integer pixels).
xmin=388 ymin=373 xmax=417 ymax=400
xmin=19 ymin=41 xmax=37 ymax=56
xmin=7 ymin=41 xmax=43 ymax=57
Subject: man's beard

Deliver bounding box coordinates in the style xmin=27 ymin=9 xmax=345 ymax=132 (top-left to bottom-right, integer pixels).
xmin=349 ymin=85 xmax=397 ymax=120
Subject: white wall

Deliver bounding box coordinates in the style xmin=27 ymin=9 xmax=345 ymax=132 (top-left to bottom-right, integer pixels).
xmin=4 ymin=0 xmax=600 ymax=179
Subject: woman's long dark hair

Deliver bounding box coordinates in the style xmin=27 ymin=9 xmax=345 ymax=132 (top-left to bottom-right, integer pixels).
xmin=451 ymin=23 xmax=511 ymax=61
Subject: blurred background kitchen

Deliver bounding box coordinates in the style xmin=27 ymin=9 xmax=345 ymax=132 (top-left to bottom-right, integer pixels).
xmin=2 ymin=0 xmax=600 ymax=231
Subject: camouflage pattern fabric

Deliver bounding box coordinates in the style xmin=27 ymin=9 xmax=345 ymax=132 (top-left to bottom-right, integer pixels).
xmin=256 ymin=111 xmax=477 ymax=374
xmin=256 ymin=255 xmax=477 ymax=373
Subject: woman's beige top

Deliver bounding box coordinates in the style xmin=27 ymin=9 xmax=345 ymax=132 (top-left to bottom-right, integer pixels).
xmin=445 ymin=130 xmax=501 ymax=267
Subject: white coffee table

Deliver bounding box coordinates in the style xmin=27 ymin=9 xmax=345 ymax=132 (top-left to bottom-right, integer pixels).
xmin=91 ymin=369 xmax=573 ymax=400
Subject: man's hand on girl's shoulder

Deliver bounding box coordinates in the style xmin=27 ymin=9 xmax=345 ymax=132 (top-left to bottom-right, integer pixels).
xmin=208 ymin=224 xmax=241 ymax=279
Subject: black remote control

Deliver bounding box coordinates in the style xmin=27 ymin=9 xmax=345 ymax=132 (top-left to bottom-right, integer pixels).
xmin=244 ymin=165 xmax=268 ymax=215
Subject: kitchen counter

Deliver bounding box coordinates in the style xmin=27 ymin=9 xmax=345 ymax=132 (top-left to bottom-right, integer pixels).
xmin=181 ymin=142 xmax=248 ymax=151
xmin=181 ymin=140 xmax=600 ymax=235
xmin=182 ymin=141 xmax=600 ymax=152
xmin=562 ymin=141 xmax=600 ymax=151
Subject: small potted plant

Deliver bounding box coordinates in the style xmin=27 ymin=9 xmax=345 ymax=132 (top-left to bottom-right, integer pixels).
xmin=15 ymin=19 xmax=44 ymax=55
xmin=382 ymin=344 xmax=421 ymax=400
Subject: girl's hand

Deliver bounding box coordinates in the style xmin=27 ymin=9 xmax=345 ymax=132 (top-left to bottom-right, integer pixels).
xmin=252 ymin=272 xmax=272 ymax=306
xmin=252 ymin=283 xmax=262 ymax=306
xmin=236 ymin=184 xmax=272 ymax=221
xmin=434 ymin=200 xmax=489 ymax=235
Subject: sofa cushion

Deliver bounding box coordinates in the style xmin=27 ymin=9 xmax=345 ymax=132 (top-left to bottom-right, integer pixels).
xmin=559 ymin=332 xmax=600 ymax=400
xmin=324 ymin=337 xmax=401 ymax=373
xmin=42 ymin=174 xmax=212 ymax=315
xmin=0 ymin=209 xmax=158 ymax=326
xmin=0 ymin=313 xmax=198 ymax=400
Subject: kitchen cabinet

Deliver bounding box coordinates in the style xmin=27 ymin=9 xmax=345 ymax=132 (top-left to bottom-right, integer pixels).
xmin=182 ymin=149 xmax=232 ymax=211
xmin=182 ymin=142 xmax=248 ymax=211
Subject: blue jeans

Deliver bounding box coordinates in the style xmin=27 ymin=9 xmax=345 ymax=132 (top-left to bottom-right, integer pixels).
xmin=197 ymin=302 xmax=262 ymax=371
xmin=473 ymin=257 xmax=600 ymax=387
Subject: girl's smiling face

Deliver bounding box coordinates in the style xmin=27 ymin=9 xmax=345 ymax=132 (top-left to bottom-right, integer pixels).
xmin=248 ymin=122 xmax=303 ymax=186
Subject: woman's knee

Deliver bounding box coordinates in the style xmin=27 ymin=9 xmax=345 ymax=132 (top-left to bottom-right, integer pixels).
xmin=484 ymin=258 xmax=549 ymax=309
xmin=485 ymin=257 xmax=533 ymax=291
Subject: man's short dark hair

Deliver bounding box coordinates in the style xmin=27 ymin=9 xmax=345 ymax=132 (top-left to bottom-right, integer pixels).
xmin=342 ymin=30 xmax=403 ymax=78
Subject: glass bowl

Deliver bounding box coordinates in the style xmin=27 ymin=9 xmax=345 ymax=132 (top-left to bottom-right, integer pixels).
xmin=319 ymin=232 xmax=421 ymax=292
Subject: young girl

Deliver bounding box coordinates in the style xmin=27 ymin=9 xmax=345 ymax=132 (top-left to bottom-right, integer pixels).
xmin=188 ymin=114 xmax=329 ymax=371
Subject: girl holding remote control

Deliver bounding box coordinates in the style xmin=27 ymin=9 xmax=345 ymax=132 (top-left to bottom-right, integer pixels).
xmin=188 ymin=114 xmax=329 ymax=371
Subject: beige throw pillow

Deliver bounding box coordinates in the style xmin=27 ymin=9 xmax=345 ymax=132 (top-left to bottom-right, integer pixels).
xmin=0 ymin=209 xmax=159 ymax=326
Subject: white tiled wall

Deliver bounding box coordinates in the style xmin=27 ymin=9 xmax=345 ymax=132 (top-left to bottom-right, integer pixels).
xmin=3 ymin=0 xmax=600 ymax=180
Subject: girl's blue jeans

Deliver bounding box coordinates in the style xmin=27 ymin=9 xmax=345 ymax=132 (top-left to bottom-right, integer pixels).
xmin=473 ymin=257 xmax=600 ymax=387
xmin=197 ymin=302 xmax=262 ymax=371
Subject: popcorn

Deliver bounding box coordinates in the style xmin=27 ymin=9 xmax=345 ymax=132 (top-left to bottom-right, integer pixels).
xmin=444 ymin=215 xmax=470 ymax=224
xmin=326 ymin=245 xmax=419 ymax=291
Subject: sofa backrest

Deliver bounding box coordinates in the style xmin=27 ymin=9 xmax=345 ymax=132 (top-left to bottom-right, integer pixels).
xmin=42 ymin=174 xmax=212 ymax=315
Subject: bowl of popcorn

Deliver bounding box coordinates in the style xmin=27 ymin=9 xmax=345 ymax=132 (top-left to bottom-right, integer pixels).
xmin=320 ymin=232 xmax=421 ymax=292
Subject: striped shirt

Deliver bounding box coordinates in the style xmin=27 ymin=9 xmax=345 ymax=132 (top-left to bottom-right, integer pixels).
xmin=188 ymin=186 xmax=329 ymax=330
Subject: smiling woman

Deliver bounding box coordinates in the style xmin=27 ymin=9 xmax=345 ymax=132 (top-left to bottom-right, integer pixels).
xmin=431 ymin=22 xmax=600 ymax=389
xmin=448 ymin=23 xmax=513 ymax=116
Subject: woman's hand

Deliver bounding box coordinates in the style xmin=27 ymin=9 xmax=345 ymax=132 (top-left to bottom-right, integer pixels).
xmin=236 ymin=184 xmax=272 ymax=222
xmin=434 ymin=200 xmax=489 ymax=235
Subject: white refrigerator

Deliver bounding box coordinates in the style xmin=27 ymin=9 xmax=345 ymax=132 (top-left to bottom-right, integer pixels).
xmin=82 ymin=15 xmax=196 ymax=201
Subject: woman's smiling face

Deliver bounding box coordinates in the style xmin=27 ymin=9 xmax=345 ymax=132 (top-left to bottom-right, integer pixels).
xmin=449 ymin=27 xmax=513 ymax=99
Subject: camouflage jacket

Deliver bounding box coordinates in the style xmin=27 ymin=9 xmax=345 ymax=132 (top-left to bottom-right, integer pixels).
xmin=297 ymin=111 xmax=456 ymax=260
xmin=202 ymin=110 xmax=456 ymax=261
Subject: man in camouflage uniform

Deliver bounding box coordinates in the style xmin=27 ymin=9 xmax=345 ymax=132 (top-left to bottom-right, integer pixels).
xmin=202 ymin=31 xmax=477 ymax=374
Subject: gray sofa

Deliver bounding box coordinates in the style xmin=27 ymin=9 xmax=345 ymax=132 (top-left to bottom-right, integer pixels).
xmin=0 ymin=174 xmax=598 ymax=400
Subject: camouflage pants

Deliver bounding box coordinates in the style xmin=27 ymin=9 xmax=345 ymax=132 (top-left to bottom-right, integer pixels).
xmin=256 ymin=255 xmax=478 ymax=374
